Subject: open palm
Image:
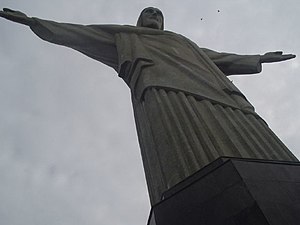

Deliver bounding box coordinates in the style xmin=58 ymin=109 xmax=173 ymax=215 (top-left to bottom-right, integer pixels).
xmin=0 ymin=8 xmax=34 ymax=26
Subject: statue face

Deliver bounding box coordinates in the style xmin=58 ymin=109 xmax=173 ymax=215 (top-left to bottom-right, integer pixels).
xmin=140 ymin=7 xmax=163 ymax=30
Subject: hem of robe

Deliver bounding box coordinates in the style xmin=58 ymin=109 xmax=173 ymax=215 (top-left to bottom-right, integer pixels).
xmin=132 ymin=87 xmax=298 ymax=205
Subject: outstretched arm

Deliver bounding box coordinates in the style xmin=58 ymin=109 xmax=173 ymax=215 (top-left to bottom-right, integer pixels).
xmin=202 ymin=48 xmax=296 ymax=76
xmin=0 ymin=8 xmax=119 ymax=70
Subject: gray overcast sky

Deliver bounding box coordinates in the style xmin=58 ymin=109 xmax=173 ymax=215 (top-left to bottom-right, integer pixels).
xmin=0 ymin=0 xmax=299 ymax=225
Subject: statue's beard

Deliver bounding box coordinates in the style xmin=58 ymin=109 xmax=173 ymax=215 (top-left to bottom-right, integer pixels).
xmin=146 ymin=24 xmax=160 ymax=29
xmin=142 ymin=20 xmax=161 ymax=30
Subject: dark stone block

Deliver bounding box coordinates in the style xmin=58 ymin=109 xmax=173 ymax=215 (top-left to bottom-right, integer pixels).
xmin=148 ymin=157 xmax=300 ymax=225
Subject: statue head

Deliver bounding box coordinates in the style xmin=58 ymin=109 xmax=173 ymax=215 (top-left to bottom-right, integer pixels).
xmin=137 ymin=7 xmax=164 ymax=30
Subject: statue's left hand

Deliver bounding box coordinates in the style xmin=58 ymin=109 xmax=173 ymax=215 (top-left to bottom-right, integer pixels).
xmin=260 ymin=51 xmax=296 ymax=63
xmin=0 ymin=8 xmax=34 ymax=26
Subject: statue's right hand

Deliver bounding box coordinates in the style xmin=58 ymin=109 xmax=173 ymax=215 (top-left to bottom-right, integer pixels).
xmin=0 ymin=8 xmax=34 ymax=26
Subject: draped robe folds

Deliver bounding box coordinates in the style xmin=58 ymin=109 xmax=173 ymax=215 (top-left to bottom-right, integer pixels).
xmin=30 ymin=18 xmax=298 ymax=205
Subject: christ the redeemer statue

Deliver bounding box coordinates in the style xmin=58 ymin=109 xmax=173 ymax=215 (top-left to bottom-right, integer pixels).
xmin=1 ymin=7 xmax=298 ymax=205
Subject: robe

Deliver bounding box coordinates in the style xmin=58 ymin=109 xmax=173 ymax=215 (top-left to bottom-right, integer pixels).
xmin=30 ymin=18 xmax=298 ymax=205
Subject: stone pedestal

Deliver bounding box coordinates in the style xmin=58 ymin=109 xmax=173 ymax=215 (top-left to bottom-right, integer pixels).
xmin=148 ymin=157 xmax=300 ymax=225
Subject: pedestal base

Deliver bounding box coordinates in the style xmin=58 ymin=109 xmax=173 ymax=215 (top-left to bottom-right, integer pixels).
xmin=148 ymin=157 xmax=300 ymax=225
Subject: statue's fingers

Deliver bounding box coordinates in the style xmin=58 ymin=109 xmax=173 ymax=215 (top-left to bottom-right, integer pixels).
xmin=0 ymin=10 xmax=8 ymax=17
xmin=286 ymin=54 xmax=296 ymax=59
xmin=0 ymin=9 xmax=15 ymax=19
xmin=281 ymin=54 xmax=296 ymax=61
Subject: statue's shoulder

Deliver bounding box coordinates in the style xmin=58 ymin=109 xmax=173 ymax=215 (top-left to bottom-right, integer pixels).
xmin=90 ymin=24 xmax=189 ymax=40
xmin=105 ymin=25 xmax=179 ymax=36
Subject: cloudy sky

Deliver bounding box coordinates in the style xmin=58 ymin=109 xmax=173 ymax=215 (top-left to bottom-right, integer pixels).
xmin=0 ymin=0 xmax=299 ymax=225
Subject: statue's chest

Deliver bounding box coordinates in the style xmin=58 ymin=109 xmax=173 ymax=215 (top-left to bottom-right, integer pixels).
xmin=139 ymin=34 xmax=198 ymax=60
